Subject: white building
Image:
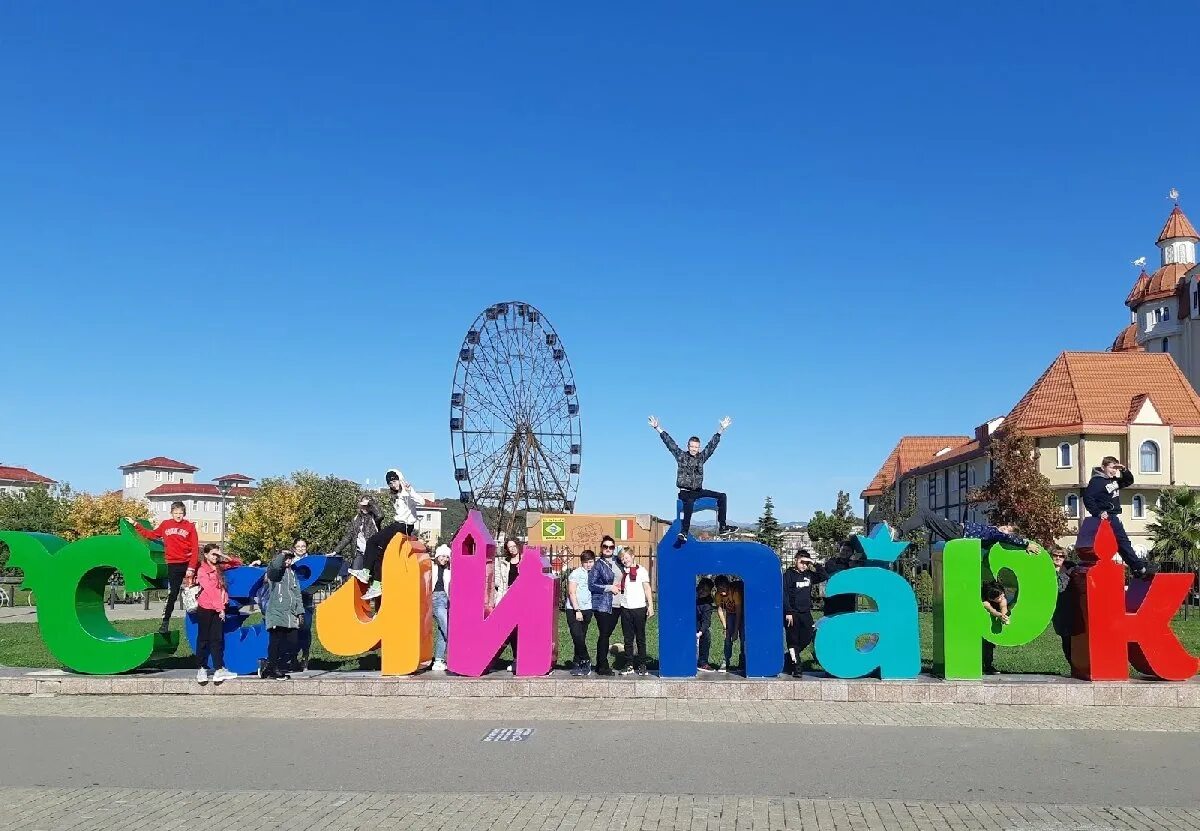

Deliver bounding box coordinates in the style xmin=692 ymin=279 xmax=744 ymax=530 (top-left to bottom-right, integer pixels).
xmin=121 ymin=457 xmax=254 ymax=543
xmin=0 ymin=464 xmax=56 ymax=496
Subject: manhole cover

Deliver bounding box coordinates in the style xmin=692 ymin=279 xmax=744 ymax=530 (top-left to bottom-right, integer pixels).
xmin=482 ymin=727 xmax=534 ymax=742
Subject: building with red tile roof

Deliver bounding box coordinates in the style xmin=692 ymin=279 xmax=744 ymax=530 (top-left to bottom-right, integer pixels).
xmin=0 ymin=464 xmax=57 ymax=495
xmin=865 ymin=351 xmax=1200 ymax=560
xmin=1112 ymin=203 xmax=1200 ymax=378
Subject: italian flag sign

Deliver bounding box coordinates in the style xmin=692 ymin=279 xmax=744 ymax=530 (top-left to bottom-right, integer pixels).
xmin=614 ymin=518 xmax=635 ymax=541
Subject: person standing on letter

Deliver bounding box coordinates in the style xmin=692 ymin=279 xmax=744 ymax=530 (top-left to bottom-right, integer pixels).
xmin=1083 ymin=457 xmax=1157 ymax=578
xmin=349 ymin=469 xmax=422 ymax=601
xmin=648 ymin=415 xmax=738 ymax=546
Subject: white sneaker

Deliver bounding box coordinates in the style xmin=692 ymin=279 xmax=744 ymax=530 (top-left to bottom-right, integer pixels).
xmin=362 ymin=581 xmax=383 ymax=601
xmin=196 ymin=667 xmax=209 ymax=683
xmin=432 ymin=660 xmax=447 ymax=672
xmin=347 ymin=568 xmax=371 ymax=585
xmin=718 ymin=662 xmax=728 ymax=673
xmin=212 ymin=668 xmax=236 ymax=683
xmin=506 ymin=664 xmax=515 ymax=674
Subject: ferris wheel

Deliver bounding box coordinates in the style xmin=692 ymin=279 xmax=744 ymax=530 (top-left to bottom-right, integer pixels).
xmin=450 ymin=301 xmax=581 ymax=536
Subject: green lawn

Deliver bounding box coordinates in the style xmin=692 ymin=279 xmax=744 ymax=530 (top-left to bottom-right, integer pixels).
xmin=2 ymin=611 xmax=1198 ymax=676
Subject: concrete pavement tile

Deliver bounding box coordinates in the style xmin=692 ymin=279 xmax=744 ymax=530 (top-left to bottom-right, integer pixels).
xmin=1092 ymin=685 xmax=1125 ymax=706
xmin=820 ymin=681 xmax=848 ymax=702
xmin=846 ymin=682 xmax=875 ymax=702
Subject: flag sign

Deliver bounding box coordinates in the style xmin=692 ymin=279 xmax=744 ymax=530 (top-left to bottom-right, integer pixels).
xmin=541 ymin=516 xmax=567 ymax=541
xmin=614 ymin=518 xmax=635 ymax=541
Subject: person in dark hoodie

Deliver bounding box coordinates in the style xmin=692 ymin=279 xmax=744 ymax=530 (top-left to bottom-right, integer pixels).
xmin=782 ymin=551 xmax=828 ymax=677
xmin=348 ymin=468 xmax=423 ymax=600
xmin=648 ymin=414 xmax=739 ymax=545
xmin=821 ymin=538 xmax=862 ymax=617
xmin=332 ymin=496 xmax=382 ymax=572
xmin=1083 ymin=456 xmax=1157 ymax=578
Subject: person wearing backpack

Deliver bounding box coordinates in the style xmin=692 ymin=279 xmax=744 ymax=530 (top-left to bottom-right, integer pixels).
xmin=260 ymin=548 xmax=305 ymax=679
xmin=193 ymin=544 xmax=241 ymax=684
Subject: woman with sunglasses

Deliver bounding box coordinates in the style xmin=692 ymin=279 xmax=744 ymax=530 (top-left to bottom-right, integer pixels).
xmin=587 ymin=535 xmax=622 ymax=676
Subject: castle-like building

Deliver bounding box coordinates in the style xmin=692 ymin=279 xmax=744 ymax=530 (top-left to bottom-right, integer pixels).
xmin=1111 ymin=203 xmax=1200 ymax=391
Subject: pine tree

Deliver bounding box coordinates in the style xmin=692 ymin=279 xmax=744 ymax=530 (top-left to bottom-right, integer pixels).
xmin=968 ymin=428 xmax=1067 ymax=547
xmin=755 ymin=496 xmax=784 ymax=554
xmin=807 ymin=490 xmax=859 ymax=558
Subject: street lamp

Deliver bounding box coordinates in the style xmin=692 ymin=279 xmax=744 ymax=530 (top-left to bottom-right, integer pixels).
xmin=217 ymin=480 xmax=231 ymax=549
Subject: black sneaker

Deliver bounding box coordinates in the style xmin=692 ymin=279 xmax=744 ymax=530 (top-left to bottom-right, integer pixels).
xmin=635 ymin=664 xmax=648 ymax=676
xmin=791 ymin=668 xmax=804 ymax=678
xmin=719 ymin=525 xmax=740 ymax=537
xmin=157 ymin=621 xmax=171 ymax=635
xmin=983 ymin=666 xmax=1000 ymax=676
xmin=595 ymin=666 xmax=614 ymax=677
xmin=1133 ymin=562 xmax=1161 ymax=579
xmin=675 ymin=533 xmax=687 ymax=547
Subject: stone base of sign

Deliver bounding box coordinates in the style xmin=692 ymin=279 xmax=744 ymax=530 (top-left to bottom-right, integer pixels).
xmin=0 ymin=667 xmax=1196 ymax=706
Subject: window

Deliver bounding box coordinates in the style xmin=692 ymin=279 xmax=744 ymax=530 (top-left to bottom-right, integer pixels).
xmin=1064 ymin=494 xmax=1079 ymax=517
xmin=1163 ymin=307 xmax=1170 ymax=321
xmin=213 ymin=522 xmax=221 ymax=536
xmin=1057 ymin=442 xmax=1071 ymax=468
xmin=201 ymin=522 xmax=209 ymax=533
xmin=1154 ymin=308 xmax=1163 ymax=323
xmin=124 ymin=473 xmax=134 ymax=489
xmin=968 ymin=468 xmax=976 ymax=486
xmin=1162 ymin=338 xmax=1169 ymax=353
xmin=1140 ymin=440 xmax=1161 ymax=473
xmin=155 ymin=471 xmax=163 ymax=482
xmin=1132 ymin=495 xmax=1146 ymax=519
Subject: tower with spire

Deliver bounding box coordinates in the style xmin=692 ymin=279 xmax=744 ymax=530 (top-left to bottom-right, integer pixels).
xmin=1112 ymin=198 xmax=1200 ymax=391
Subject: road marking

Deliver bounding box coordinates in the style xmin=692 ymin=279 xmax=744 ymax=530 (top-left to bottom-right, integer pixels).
xmin=482 ymin=727 xmax=534 ymax=742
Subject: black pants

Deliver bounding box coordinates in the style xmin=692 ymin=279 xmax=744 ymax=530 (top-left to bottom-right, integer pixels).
xmin=983 ymin=641 xmax=996 ymax=671
xmin=900 ymin=509 xmax=964 ymax=543
xmin=161 ymin=562 xmax=189 ymax=626
xmin=268 ymin=627 xmax=300 ymax=671
xmin=593 ymin=610 xmax=620 ymax=671
xmin=621 ymin=606 xmax=649 ymax=667
xmin=363 ymin=522 xmax=415 ymax=582
xmin=679 ymin=489 xmax=728 ymax=536
xmin=195 ymin=608 xmax=225 ymax=670
xmin=1103 ymin=514 xmax=1146 ymax=570
xmin=785 ymin=610 xmax=816 ymax=654
xmin=565 ymin=609 xmax=593 ymax=665
xmin=1060 ymin=634 xmax=1072 ymax=664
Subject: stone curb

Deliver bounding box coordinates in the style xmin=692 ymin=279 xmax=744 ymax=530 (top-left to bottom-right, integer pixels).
xmin=1 ymin=674 xmax=1196 ymax=706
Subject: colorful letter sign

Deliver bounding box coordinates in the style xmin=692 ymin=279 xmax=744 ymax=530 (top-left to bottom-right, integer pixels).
xmin=1070 ymin=518 xmax=1199 ymax=681
xmin=315 ymin=533 xmax=431 ymax=675
xmin=815 ymin=524 xmax=920 ymax=679
xmin=0 ymin=522 xmax=178 ymax=674
xmin=933 ymin=538 xmax=1056 ymax=679
xmin=447 ymin=511 xmax=556 ymax=676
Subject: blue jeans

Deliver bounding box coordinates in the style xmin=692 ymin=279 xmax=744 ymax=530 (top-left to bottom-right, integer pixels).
xmin=432 ymin=591 xmax=449 ymax=662
xmin=723 ymin=611 xmax=743 ymax=666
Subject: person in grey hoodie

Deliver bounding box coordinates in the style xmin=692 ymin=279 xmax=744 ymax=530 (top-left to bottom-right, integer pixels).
xmin=648 ymin=415 xmax=738 ymax=545
xmin=261 ymin=549 xmax=305 ymax=679
xmin=349 ymin=468 xmax=423 ymax=600
xmin=1082 ymin=456 xmax=1157 ymax=578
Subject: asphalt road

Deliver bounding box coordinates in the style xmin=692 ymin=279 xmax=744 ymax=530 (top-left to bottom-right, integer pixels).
xmin=5 ymin=715 xmax=1195 ymax=807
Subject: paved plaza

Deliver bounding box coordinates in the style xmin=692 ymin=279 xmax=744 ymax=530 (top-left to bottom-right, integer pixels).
xmin=0 ymin=694 xmax=1197 ymax=830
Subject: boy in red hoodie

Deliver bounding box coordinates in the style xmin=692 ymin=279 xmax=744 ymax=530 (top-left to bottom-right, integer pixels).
xmin=129 ymin=501 xmax=200 ymax=633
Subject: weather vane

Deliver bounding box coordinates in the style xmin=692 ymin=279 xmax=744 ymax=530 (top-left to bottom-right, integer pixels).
xmin=1169 ymin=187 xmax=1180 ymax=203
xmin=1131 ymin=256 xmax=1146 ymax=268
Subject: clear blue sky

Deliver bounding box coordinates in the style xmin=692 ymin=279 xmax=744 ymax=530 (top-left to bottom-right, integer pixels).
xmin=3 ymin=4 xmax=1199 ymax=523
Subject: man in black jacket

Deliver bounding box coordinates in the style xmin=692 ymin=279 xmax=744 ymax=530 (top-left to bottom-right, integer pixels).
xmin=649 ymin=415 xmax=739 ymax=545
xmin=1082 ymin=456 xmax=1156 ymax=578
xmin=782 ymin=551 xmax=828 ymax=677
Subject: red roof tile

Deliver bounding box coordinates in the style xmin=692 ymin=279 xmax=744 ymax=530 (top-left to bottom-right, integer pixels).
xmin=1125 ymin=271 xmax=1150 ymax=308
xmin=1157 ymin=205 xmax=1199 ymax=243
xmin=120 ymin=456 xmax=199 ymax=473
xmin=0 ymin=465 xmax=56 ymax=485
xmin=145 ymin=483 xmax=255 ymax=498
xmin=1110 ymin=323 xmax=1143 ymax=352
xmin=1135 ymin=262 xmax=1191 ymax=305
xmin=1005 ymin=351 xmax=1200 ymax=435
xmin=213 ymin=473 xmax=253 ymax=483
xmin=861 ymin=436 xmax=971 ymax=498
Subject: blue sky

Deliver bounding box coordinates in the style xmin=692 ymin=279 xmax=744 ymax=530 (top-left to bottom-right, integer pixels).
xmin=3 ymin=4 xmax=1199 ymax=522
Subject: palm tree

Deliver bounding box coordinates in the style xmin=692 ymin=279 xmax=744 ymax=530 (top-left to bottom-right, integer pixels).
xmin=1146 ymin=486 xmax=1200 ymax=618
